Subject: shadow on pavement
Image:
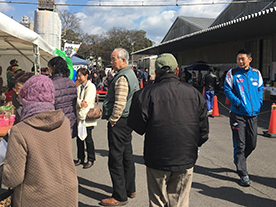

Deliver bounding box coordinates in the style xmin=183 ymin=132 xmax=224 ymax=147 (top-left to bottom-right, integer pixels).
xmin=194 ymin=165 xmax=276 ymax=190
xmin=78 ymin=184 xmax=108 ymax=207
xmin=194 ymin=165 xmax=239 ymax=185
xmin=95 ymin=149 xmax=109 ymax=157
xmin=78 ymin=202 xmax=99 ymax=207
xmin=192 ymin=182 xmax=276 ymax=207
xmin=78 ymin=176 xmax=113 ymax=194
xmin=78 ymin=176 xmax=113 ymax=205
xmin=250 ymin=174 xmax=276 ymax=190
xmin=95 ymin=149 xmax=144 ymax=165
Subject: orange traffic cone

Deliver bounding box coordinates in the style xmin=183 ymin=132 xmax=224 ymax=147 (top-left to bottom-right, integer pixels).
xmin=268 ymin=104 xmax=276 ymax=133
xmin=140 ymin=79 xmax=143 ymax=89
xmin=225 ymin=96 xmax=231 ymax=105
xmin=202 ymin=87 xmax=205 ymax=97
xmin=263 ymin=103 xmax=276 ymax=137
xmin=211 ymin=95 xmax=223 ymax=118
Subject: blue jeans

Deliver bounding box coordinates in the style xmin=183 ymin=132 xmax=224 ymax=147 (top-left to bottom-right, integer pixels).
xmin=205 ymin=90 xmax=215 ymax=111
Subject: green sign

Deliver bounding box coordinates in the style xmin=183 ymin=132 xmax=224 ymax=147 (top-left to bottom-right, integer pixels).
xmin=54 ymin=48 xmax=74 ymax=80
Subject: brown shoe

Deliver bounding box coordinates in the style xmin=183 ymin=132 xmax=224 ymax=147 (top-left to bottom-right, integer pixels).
xmin=83 ymin=161 xmax=94 ymax=169
xmin=100 ymin=197 xmax=128 ymax=206
xmin=127 ymin=192 xmax=136 ymax=198
xmin=74 ymin=159 xmax=84 ymax=166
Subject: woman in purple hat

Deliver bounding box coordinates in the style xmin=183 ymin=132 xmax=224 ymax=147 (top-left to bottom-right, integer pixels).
xmin=2 ymin=75 xmax=78 ymax=207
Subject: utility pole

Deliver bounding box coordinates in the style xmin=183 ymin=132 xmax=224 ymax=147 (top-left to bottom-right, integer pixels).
xmin=131 ymin=42 xmax=135 ymax=66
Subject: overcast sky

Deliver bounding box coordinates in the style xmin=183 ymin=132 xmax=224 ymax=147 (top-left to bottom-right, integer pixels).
xmin=0 ymin=0 xmax=231 ymax=44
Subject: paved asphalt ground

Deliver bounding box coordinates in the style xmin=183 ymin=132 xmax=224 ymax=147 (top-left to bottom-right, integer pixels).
xmin=74 ymin=93 xmax=276 ymax=207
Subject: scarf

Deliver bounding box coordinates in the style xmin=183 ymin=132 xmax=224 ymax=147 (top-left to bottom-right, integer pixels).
xmin=21 ymin=102 xmax=55 ymax=121
xmin=79 ymin=82 xmax=88 ymax=97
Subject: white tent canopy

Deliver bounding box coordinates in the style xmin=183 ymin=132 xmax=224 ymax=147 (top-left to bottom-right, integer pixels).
xmin=0 ymin=12 xmax=56 ymax=86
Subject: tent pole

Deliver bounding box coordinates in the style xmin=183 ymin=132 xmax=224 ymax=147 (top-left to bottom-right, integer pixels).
xmin=41 ymin=55 xmax=48 ymax=62
xmin=4 ymin=38 xmax=34 ymax=64
xmin=33 ymin=45 xmax=40 ymax=75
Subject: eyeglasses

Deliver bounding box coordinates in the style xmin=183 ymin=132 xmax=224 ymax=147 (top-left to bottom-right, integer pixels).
xmin=41 ymin=68 xmax=48 ymax=72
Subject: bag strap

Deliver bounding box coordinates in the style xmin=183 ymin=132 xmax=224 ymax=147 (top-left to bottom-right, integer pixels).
xmin=82 ymin=84 xmax=98 ymax=106
xmin=95 ymin=94 xmax=99 ymax=106
xmin=0 ymin=188 xmax=13 ymax=200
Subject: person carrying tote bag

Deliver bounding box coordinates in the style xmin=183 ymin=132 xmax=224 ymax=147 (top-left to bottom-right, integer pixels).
xmin=75 ymin=68 xmax=97 ymax=169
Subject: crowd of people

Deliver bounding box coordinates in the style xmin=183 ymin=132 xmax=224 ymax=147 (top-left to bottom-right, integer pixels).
xmin=0 ymin=47 xmax=263 ymax=206
xmin=131 ymin=67 xmax=150 ymax=88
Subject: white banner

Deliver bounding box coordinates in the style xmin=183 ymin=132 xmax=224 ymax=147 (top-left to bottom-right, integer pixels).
xmin=64 ymin=42 xmax=81 ymax=57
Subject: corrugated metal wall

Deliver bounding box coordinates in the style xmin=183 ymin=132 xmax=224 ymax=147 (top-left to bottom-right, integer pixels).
xmin=175 ymin=33 xmax=276 ymax=78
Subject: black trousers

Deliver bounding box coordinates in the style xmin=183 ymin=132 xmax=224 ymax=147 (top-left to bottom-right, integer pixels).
xmin=77 ymin=126 xmax=95 ymax=162
xmin=230 ymin=112 xmax=257 ymax=177
xmin=107 ymin=117 xmax=136 ymax=201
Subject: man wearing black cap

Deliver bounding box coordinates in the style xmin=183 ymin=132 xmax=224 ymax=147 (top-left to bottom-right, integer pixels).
xmin=128 ymin=53 xmax=209 ymax=207
xmin=202 ymin=67 xmax=219 ymax=115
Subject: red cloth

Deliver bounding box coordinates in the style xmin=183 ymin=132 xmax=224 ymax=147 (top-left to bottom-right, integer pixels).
xmin=4 ymin=90 xmax=15 ymax=102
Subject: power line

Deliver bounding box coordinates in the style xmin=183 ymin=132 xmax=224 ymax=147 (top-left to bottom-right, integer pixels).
xmin=0 ymin=0 xmax=260 ymax=7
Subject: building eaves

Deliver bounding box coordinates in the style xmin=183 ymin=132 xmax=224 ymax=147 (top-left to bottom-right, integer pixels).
xmin=210 ymin=1 xmax=233 ymax=27
xmin=133 ymin=7 xmax=276 ymax=55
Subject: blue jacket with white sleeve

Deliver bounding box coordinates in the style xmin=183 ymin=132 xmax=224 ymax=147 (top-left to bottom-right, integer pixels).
xmin=224 ymin=67 xmax=263 ymax=117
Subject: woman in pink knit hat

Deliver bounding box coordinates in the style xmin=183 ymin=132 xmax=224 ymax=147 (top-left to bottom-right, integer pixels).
xmin=2 ymin=75 xmax=78 ymax=207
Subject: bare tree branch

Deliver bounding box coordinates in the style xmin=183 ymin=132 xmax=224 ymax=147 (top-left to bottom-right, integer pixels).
xmin=59 ymin=10 xmax=81 ymax=38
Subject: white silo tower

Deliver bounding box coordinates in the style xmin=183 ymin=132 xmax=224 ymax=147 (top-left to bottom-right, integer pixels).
xmin=34 ymin=0 xmax=61 ymax=49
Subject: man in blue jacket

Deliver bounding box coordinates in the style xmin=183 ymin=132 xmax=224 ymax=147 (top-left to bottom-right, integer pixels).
xmin=224 ymin=48 xmax=263 ymax=186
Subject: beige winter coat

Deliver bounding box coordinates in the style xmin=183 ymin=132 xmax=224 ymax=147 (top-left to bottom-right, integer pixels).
xmin=76 ymin=80 xmax=97 ymax=127
xmin=2 ymin=109 xmax=78 ymax=207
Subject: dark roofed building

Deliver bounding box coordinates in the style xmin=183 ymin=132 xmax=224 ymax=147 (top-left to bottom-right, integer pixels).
xmin=211 ymin=0 xmax=273 ymax=26
xmin=133 ymin=0 xmax=276 ymax=81
xmin=162 ymin=16 xmax=215 ymax=43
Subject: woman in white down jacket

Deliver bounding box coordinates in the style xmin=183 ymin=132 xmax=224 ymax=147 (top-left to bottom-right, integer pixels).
xmin=75 ymin=68 xmax=97 ymax=169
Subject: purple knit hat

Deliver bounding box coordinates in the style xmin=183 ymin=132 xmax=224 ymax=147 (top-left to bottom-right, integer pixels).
xmin=20 ymin=74 xmax=55 ymax=106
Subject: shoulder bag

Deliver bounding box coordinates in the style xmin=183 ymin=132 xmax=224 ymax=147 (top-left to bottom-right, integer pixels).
xmin=86 ymin=95 xmax=102 ymax=119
